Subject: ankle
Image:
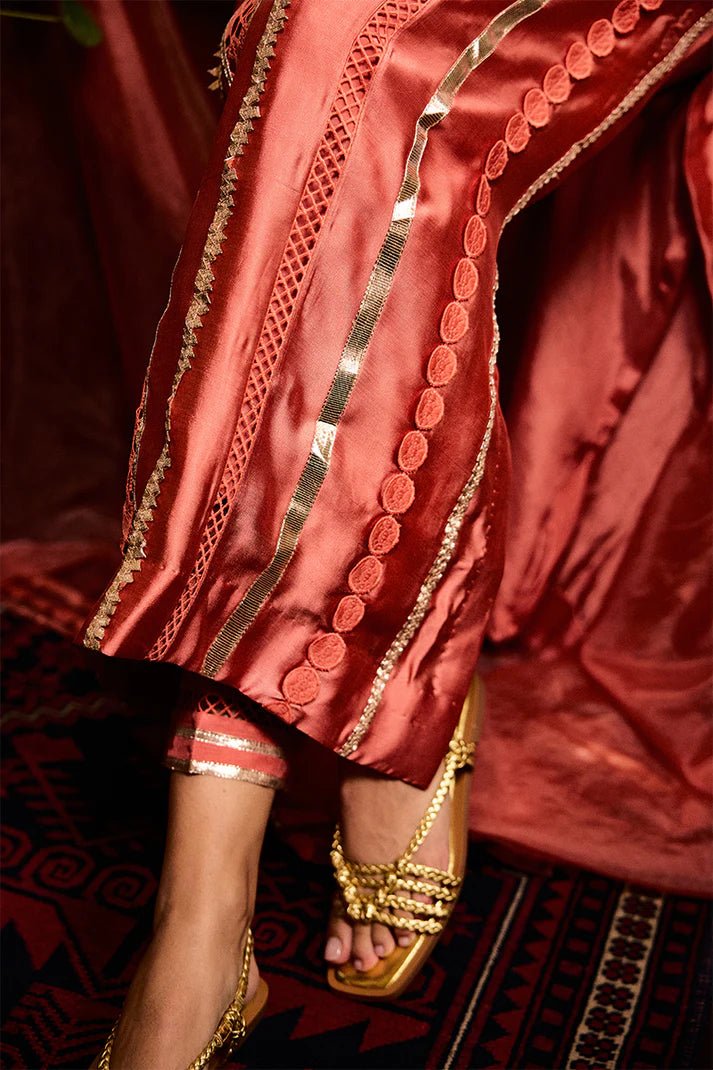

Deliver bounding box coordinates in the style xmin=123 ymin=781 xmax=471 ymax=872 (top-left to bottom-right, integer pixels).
xmin=153 ymin=890 xmax=253 ymax=938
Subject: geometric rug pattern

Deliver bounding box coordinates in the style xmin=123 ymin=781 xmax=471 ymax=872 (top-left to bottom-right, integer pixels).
xmin=1 ymin=609 xmax=711 ymax=1069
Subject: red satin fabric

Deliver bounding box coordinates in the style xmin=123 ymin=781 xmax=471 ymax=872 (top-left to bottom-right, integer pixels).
xmin=479 ymin=58 xmax=713 ymax=893
xmin=2 ymin=0 xmax=711 ymax=895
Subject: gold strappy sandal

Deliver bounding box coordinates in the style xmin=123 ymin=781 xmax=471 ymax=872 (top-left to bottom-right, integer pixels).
xmin=96 ymin=929 xmax=268 ymax=1069
xmin=327 ymin=674 xmax=483 ymax=1000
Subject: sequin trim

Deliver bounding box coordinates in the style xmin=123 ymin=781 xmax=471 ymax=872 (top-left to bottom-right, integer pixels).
xmin=174 ymin=724 xmax=285 ymax=759
xmin=83 ymin=0 xmax=290 ymax=652
xmin=165 ymin=756 xmax=283 ymax=789
xmin=339 ymin=1 xmax=713 ymax=755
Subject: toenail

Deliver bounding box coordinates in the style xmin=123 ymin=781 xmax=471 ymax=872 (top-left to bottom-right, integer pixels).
xmin=398 ymin=934 xmax=411 ymax=947
xmin=354 ymin=958 xmax=364 ymax=971
xmin=374 ymin=943 xmax=385 ymax=956
xmin=325 ymin=937 xmax=342 ymax=961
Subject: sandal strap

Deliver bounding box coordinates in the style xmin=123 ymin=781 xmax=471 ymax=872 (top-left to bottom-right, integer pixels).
xmin=331 ymin=730 xmax=476 ymax=936
xmin=331 ymin=852 xmax=462 ymax=934
xmin=188 ymin=928 xmax=253 ymax=1070
xmin=97 ymin=930 xmax=254 ymax=1070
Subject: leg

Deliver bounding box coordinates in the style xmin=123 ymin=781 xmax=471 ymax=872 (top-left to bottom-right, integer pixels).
xmin=98 ymin=677 xmax=288 ymax=1069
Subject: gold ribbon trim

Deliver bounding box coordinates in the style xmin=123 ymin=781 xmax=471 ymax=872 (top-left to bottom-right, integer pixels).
xmin=83 ymin=0 xmax=290 ymax=651
xmin=202 ymin=0 xmax=549 ymax=677
xmin=340 ymin=6 xmax=713 ymax=756
xmin=174 ymin=723 xmax=285 ymax=759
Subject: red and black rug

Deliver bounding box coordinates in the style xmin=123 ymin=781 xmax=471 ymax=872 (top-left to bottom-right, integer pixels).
xmin=1 ymin=608 xmax=710 ymax=1070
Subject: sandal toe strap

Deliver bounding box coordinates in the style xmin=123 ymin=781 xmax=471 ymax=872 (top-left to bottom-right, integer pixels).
xmin=331 ymin=852 xmax=462 ymax=934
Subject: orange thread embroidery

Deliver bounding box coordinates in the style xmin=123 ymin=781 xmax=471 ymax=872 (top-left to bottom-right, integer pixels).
xmin=505 ymin=112 xmax=530 ymax=152
xmin=427 ymin=345 xmax=459 ymax=386
xmin=566 ymin=41 xmax=593 ymax=80
xmin=475 ymin=175 xmax=492 ymax=215
xmin=415 ymin=388 xmax=445 ymax=431
xmin=369 ymin=515 xmax=401 ymax=554
xmin=278 ymin=0 xmax=670 ymax=715
xmin=398 ymin=430 xmax=429 ymax=472
xmin=348 ymin=555 xmax=384 ymax=595
xmin=333 ymin=594 xmax=366 ymax=632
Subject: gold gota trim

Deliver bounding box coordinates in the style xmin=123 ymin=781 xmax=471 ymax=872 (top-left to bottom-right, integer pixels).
xmin=202 ymin=0 xmax=549 ymax=678
xmin=174 ymin=723 xmax=285 ymax=759
xmin=339 ymin=7 xmax=713 ymax=757
xmin=166 ymin=756 xmax=283 ymax=790
xmin=83 ymin=0 xmax=290 ymax=652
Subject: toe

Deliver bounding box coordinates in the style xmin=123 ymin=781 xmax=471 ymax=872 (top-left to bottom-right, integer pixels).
xmin=352 ymin=924 xmax=380 ymax=971
xmin=371 ymin=922 xmax=395 ymax=958
xmin=325 ymin=910 xmax=352 ymax=964
xmin=393 ymin=908 xmax=417 ymax=947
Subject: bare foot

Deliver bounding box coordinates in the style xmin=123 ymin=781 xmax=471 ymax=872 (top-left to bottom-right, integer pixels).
xmin=93 ymin=773 xmax=273 ymax=1069
xmin=324 ymin=759 xmax=451 ymax=972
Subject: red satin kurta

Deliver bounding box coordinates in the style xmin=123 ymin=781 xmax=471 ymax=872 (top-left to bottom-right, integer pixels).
xmin=81 ymin=0 xmax=712 ymax=790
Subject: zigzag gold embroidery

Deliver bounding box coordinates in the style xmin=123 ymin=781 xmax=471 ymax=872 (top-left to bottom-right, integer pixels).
xmin=83 ymin=0 xmax=290 ymax=651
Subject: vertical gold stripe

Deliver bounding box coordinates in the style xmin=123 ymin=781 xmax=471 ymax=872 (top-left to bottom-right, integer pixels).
xmin=339 ymin=7 xmax=713 ymax=757
xmin=83 ymin=0 xmax=290 ymax=651
xmin=202 ymin=0 xmax=549 ymax=678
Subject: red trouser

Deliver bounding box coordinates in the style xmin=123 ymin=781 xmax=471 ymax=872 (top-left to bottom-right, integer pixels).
xmin=166 ymin=673 xmax=289 ymax=790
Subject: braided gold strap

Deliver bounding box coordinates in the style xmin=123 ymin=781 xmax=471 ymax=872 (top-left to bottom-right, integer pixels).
xmin=97 ymin=930 xmax=254 ymax=1070
xmin=331 ymin=736 xmax=476 ymax=936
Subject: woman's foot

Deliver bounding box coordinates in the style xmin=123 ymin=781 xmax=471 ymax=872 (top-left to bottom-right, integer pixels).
xmin=324 ymin=758 xmax=451 ymax=973
xmin=96 ymin=772 xmax=274 ymax=1070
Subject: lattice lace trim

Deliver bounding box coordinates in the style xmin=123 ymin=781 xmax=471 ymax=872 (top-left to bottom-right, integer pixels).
xmin=149 ymin=0 xmax=428 ymax=662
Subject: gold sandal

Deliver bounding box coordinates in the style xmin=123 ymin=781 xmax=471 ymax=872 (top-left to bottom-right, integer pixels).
xmin=327 ymin=674 xmax=483 ymax=1000
xmin=96 ymin=928 xmax=268 ymax=1069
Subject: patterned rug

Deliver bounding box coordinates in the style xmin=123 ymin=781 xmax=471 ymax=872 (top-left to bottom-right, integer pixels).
xmin=1 ymin=607 xmax=710 ymax=1070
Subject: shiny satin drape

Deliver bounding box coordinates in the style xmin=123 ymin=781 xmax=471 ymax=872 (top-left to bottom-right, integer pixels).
xmin=1 ymin=1 xmax=710 ymax=895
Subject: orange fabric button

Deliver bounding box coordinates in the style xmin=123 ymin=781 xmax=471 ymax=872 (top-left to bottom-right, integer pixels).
xmin=332 ymin=594 xmax=365 ymax=633
xmin=505 ymin=112 xmax=530 ymax=153
xmin=453 ymin=259 xmax=479 ymax=301
xmin=475 ymin=175 xmax=491 ymax=216
xmin=348 ymin=554 xmax=384 ymax=594
xmin=381 ymin=472 xmax=415 ymax=514
xmin=485 ymin=139 xmax=508 ymax=180
xmin=543 ymin=64 xmax=571 ymax=104
xmin=440 ymin=301 xmax=468 ymax=343
xmin=612 ymin=0 xmax=640 ymax=33
xmin=283 ymin=664 xmax=320 ymax=705
xmin=463 ymin=214 xmax=487 ymax=257
xmin=524 ymin=88 xmax=551 ymax=128
xmin=308 ymin=632 xmax=346 ymax=671
xmin=368 ymin=514 xmax=400 ymax=556
xmin=415 ymin=388 xmax=444 ymax=430
xmin=587 ymin=18 xmax=615 ymax=57
xmin=427 ymin=344 xmax=458 ymax=387
xmin=272 ymin=699 xmax=298 ymax=724
xmin=566 ymin=41 xmax=593 ymax=80
xmin=398 ymin=430 xmax=429 ymax=473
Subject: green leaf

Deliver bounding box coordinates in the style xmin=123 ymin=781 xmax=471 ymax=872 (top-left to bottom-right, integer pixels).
xmin=60 ymin=0 xmax=103 ymax=47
